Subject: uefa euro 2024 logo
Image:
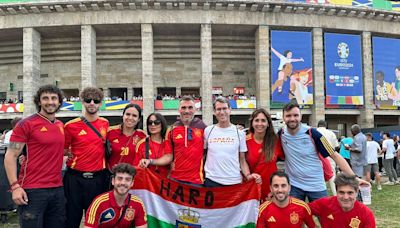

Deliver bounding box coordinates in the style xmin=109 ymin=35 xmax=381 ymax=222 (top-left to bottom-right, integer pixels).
xmin=337 ymin=42 xmax=349 ymax=59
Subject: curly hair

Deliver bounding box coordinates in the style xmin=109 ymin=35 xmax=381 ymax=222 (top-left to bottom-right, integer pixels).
xmin=111 ymin=163 xmax=136 ymax=177
xmin=80 ymin=87 xmax=104 ymax=101
xmin=33 ymin=84 xmax=64 ymax=112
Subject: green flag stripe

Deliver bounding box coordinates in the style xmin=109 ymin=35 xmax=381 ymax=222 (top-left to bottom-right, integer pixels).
xmin=147 ymin=215 xmax=256 ymax=228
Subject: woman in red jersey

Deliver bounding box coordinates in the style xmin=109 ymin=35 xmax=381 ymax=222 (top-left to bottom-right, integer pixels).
xmin=135 ymin=113 xmax=170 ymax=177
xmin=107 ymin=104 xmax=146 ymax=170
xmin=246 ymin=108 xmax=284 ymax=202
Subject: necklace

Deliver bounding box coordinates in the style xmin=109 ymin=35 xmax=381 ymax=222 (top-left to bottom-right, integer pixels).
xmin=150 ymin=137 xmax=164 ymax=171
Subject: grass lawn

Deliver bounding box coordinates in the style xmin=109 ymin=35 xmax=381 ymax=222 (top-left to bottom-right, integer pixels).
xmin=1 ymin=184 xmax=399 ymax=227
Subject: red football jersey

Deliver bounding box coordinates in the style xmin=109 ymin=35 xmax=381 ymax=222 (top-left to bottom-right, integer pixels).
xmin=164 ymin=118 xmax=206 ymax=184
xmin=134 ymin=137 xmax=170 ymax=178
xmin=309 ymin=196 xmax=376 ymax=228
xmin=11 ymin=114 xmax=65 ymax=189
xmin=257 ymin=197 xmax=315 ymax=228
xmin=107 ymin=126 xmax=146 ymax=170
xmin=246 ymin=134 xmax=284 ymax=200
xmin=65 ymin=117 xmax=109 ymax=172
xmin=85 ymin=191 xmax=147 ymax=228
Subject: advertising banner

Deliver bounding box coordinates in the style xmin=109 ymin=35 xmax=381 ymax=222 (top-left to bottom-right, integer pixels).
xmin=372 ymin=36 xmax=400 ymax=109
xmin=324 ymin=33 xmax=363 ymax=105
xmin=271 ymin=30 xmax=313 ymax=106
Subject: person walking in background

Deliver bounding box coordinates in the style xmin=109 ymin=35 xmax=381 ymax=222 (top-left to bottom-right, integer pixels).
xmin=246 ymin=108 xmax=283 ymax=201
xmin=136 ymin=113 xmax=170 ymax=178
xmin=339 ymin=136 xmax=353 ymax=167
xmin=345 ymin=124 xmax=367 ymax=178
xmin=365 ymin=133 xmax=382 ymax=190
xmin=381 ymin=132 xmax=399 ymax=185
xmin=317 ymin=120 xmax=340 ymax=196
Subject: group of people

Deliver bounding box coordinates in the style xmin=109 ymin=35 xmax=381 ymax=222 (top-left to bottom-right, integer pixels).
xmin=3 ymin=84 xmax=376 ymax=228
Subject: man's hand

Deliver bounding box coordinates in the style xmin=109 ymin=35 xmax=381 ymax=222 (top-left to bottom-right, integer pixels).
xmin=139 ymin=159 xmax=151 ymax=168
xmin=357 ymin=178 xmax=371 ymax=188
xmin=12 ymin=186 xmax=28 ymax=205
xmin=246 ymin=173 xmax=262 ymax=184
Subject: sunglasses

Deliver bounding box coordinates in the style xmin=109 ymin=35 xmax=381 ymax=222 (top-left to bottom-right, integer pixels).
xmin=83 ymin=98 xmax=101 ymax=104
xmin=147 ymin=120 xmax=161 ymax=126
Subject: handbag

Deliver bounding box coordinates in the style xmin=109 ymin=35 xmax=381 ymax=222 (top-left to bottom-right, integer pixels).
xmin=80 ymin=116 xmax=111 ymax=160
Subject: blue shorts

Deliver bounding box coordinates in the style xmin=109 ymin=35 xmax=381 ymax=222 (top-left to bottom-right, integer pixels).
xmin=290 ymin=185 xmax=327 ymax=202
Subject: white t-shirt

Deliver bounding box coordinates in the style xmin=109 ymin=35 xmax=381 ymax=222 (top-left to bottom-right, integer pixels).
xmin=204 ymin=125 xmax=247 ymax=185
xmin=3 ymin=130 xmax=13 ymax=144
xmin=366 ymin=141 xmax=380 ymax=164
xmin=382 ymin=139 xmax=395 ymax=159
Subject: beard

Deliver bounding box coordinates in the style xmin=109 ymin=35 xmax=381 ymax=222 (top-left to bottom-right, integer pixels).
xmin=85 ymin=106 xmax=99 ymax=114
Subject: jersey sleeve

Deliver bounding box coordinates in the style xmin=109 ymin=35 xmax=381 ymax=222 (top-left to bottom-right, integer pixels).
xmin=239 ymin=130 xmax=248 ymax=153
xmin=303 ymin=206 xmax=316 ymax=228
xmin=256 ymin=202 xmax=270 ymax=228
xmin=84 ymin=195 xmax=103 ymax=228
xmin=133 ymin=139 xmax=146 ymax=166
xmin=310 ymin=128 xmax=334 ymax=158
xmin=10 ymin=121 xmax=28 ymax=143
xmin=64 ymin=124 xmax=73 ymax=149
xmin=308 ymin=198 xmax=323 ymax=216
xmin=133 ymin=196 xmax=147 ymax=226
xmin=164 ymin=127 xmax=173 ymax=154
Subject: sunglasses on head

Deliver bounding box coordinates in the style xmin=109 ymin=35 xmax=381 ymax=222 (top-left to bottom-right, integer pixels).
xmin=147 ymin=120 xmax=161 ymax=125
xmin=83 ymin=98 xmax=101 ymax=104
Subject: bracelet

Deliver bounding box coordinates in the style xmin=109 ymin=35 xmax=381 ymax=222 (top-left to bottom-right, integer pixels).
xmin=8 ymin=184 xmax=21 ymax=192
xmin=10 ymin=180 xmax=19 ymax=188
xmin=149 ymin=159 xmax=154 ymax=165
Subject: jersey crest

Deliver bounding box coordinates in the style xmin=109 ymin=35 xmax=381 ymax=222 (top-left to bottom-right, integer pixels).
xmin=125 ymin=208 xmax=135 ymax=221
xmin=349 ymin=217 xmax=361 ymax=228
xmin=100 ymin=208 xmax=115 ymax=223
xmin=290 ymin=211 xmax=299 ymax=224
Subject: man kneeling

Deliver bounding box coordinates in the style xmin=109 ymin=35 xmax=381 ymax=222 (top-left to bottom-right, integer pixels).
xmin=84 ymin=163 xmax=147 ymax=228
xmin=309 ymin=173 xmax=376 ymax=228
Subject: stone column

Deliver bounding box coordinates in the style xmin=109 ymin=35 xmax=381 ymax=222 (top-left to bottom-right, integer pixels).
xmin=176 ymin=87 xmax=182 ymax=97
xmin=255 ymin=25 xmax=270 ymax=110
xmin=23 ymin=28 xmax=41 ymax=117
xmin=357 ymin=32 xmax=374 ymax=128
xmin=81 ymin=25 xmax=96 ymax=89
xmin=141 ymin=24 xmax=154 ymax=121
xmin=102 ymin=87 xmax=109 ymax=98
xmin=127 ymin=87 xmax=133 ymax=100
xmin=201 ymin=24 xmax=213 ymax=125
xmin=310 ymin=28 xmax=325 ymax=127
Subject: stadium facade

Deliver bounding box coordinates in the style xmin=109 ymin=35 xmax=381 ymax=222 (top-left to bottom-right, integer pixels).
xmin=0 ymin=0 xmax=400 ymax=136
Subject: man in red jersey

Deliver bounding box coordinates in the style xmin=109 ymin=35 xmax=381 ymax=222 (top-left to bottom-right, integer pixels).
xmin=257 ymin=171 xmax=315 ymax=228
xmin=64 ymin=87 xmax=110 ymax=228
xmin=4 ymin=85 xmax=66 ymax=227
xmin=309 ymin=173 xmax=376 ymax=228
xmin=84 ymin=163 xmax=147 ymax=228
xmin=140 ymin=95 xmax=206 ymax=186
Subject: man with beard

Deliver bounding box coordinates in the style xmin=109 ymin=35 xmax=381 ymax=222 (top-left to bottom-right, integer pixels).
xmin=309 ymin=173 xmax=376 ymax=227
xmin=279 ymin=102 xmax=368 ymax=202
xmin=256 ymin=171 xmax=315 ymax=228
xmin=141 ymin=95 xmax=206 ymax=185
xmin=84 ymin=163 xmax=147 ymax=228
xmin=4 ymin=85 xmax=66 ymax=227
xmin=64 ymin=87 xmax=110 ymax=227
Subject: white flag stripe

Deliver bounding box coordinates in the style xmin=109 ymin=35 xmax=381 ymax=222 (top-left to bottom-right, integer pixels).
xmin=131 ymin=189 xmax=258 ymax=228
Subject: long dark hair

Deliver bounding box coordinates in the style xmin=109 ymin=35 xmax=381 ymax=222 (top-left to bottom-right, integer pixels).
xmin=146 ymin=113 xmax=168 ymax=139
xmin=248 ymin=108 xmax=277 ymax=162
xmin=122 ymin=104 xmax=142 ymax=130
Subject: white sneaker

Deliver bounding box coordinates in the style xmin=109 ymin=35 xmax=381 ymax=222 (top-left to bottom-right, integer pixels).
xmin=382 ymin=181 xmax=395 ymax=185
xmin=377 ymin=185 xmax=382 ymax=190
xmin=395 ymin=181 xmax=400 ymax=185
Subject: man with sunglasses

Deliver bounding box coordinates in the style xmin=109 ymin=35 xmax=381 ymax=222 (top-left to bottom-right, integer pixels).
xmin=141 ymin=95 xmax=206 ymax=185
xmin=64 ymin=87 xmax=110 ymax=228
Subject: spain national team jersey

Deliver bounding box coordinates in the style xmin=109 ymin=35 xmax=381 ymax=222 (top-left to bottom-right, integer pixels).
xmin=257 ymin=197 xmax=315 ymax=228
xmin=107 ymin=125 xmax=146 ymax=170
xmin=64 ymin=117 xmax=109 ymax=172
xmin=10 ymin=113 xmax=65 ymax=189
xmin=134 ymin=137 xmax=170 ymax=178
xmin=246 ymin=133 xmax=284 ymax=200
xmin=164 ymin=118 xmax=207 ymax=184
xmin=308 ymin=196 xmax=376 ymax=228
xmin=85 ymin=191 xmax=147 ymax=228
